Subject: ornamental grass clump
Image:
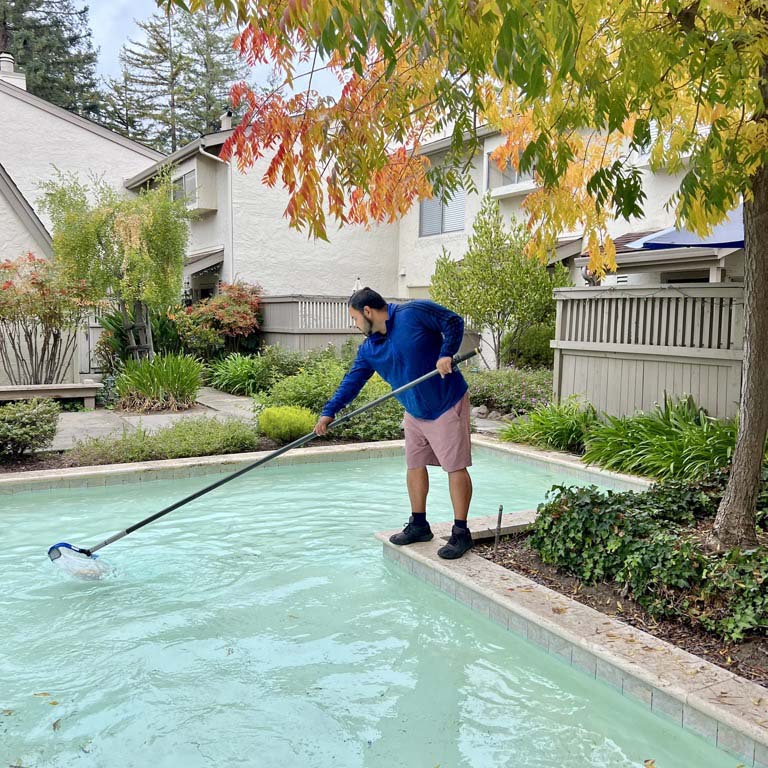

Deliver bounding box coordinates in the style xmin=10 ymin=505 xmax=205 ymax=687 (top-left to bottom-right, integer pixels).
xmin=116 ymin=354 xmax=203 ymax=412
xmin=209 ymin=353 xmax=273 ymax=396
xmin=500 ymin=398 xmax=598 ymax=453
xmin=584 ymin=395 xmax=740 ymax=480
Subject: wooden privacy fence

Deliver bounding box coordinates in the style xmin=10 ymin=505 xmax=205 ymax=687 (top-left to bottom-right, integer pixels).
xmin=258 ymin=295 xmax=360 ymax=351
xmin=552 ymin=285 xmax=744 ymax=419
xmin=259 ymin=295 xmax=482 ymax=357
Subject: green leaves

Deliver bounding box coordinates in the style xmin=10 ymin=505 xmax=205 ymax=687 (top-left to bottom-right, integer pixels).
xmin=586 ymin=162 xmax=647 ymax=220
xmin=500 ymin=397 xmax=598 ymax=453
xmin=583 ymin=395 xmax=741 ymax=481
xmin=40 ymin=171 xmax=190 ymax=313
xmin=258 ymin=405 xmax=317 ymax=442
xmin=430 ymin=193 xmax=570 ymax=366
xmin=0 ymin=399 xmax=60 ymax=459
xmin=530 ymin=478 xmax=768 ymax=642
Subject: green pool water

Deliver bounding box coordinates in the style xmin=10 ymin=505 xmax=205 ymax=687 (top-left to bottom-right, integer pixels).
xmin=2 ymin=449 xmax=739 ymax=767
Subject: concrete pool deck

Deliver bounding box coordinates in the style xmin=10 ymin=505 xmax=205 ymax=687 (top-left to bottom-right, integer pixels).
xmin=2 ymin=436 xmax=765 ymax=765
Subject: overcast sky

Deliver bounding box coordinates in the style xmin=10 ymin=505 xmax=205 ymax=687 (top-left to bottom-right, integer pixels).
xmin=89 ymin=0 xmax=159 ymax=80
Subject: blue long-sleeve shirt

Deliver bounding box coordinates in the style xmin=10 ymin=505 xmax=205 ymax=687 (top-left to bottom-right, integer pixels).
xmin=321 ymin=300 xmax=468 ymax=421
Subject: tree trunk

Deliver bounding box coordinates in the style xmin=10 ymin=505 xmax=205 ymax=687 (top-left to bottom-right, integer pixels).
xmin=709 ymin=161 xmax=768 ymax=550
xmin=121 ymin=300 xmax=141 ymax=361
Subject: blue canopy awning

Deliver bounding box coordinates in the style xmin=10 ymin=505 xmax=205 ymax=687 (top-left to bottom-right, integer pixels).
xmin=637 ymin=205 xmax=744 ymax=250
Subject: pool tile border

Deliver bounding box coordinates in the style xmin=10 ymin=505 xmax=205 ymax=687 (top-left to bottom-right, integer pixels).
xmin=377 ymin=517 xmax=768 ymax=767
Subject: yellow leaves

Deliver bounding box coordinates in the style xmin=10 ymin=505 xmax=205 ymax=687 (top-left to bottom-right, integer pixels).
xmin=707 ymin=0 xmax=742 ymax=15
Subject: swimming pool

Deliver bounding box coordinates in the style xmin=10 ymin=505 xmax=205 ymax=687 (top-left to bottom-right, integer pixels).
xmin=2 ymin=449 xmax=738 ymax=767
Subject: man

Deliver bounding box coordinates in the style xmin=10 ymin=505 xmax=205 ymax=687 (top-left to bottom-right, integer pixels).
xmin=314 ymin=287 xmax=473 ymax=559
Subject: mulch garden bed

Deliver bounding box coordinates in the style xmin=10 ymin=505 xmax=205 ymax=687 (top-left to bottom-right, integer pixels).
xmin=475 ymin=532 xmax=768 ymax=689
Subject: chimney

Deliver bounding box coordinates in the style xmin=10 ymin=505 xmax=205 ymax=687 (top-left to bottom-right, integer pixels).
xmin=0 ymin=52 xmax=26 ymax=90
xmin=219 ymin=109 xmax=233 ymax=131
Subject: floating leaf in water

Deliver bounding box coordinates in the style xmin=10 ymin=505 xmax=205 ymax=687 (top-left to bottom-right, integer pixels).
xmin=47 ymin=701 xmax=59 ymax=706
xmin=32 ymin=693 xmax=50 ymax=697
xmin=2 ymin=710 xmax=14 ymax=716
xmin=644 ymin=761 xmax=656 ymax=768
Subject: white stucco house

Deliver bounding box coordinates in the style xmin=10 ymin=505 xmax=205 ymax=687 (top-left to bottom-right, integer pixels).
xmin=0 ymin=54 xmax=164 ymax=384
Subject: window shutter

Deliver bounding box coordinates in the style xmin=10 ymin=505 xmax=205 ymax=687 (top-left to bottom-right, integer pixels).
xmin=419 ymin=197 xmax=443 ymax=236
xmin=441 ymin=187 xmax=465 ymax=233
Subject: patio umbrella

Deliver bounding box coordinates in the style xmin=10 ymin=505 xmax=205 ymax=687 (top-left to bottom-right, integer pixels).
xmin=639 ymin=205 xmax=744 ymax=250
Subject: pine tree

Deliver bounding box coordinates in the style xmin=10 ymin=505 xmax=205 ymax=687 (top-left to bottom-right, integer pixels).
xmin=176 ymin=5 xmax=247 ymax=137
xmin=120 ymin=9 xmax=191 ymax=153
xmin=98 ymin=62 xmax=153 ymax=145
xmin=0 ymin=0 xmax=100 ymax=118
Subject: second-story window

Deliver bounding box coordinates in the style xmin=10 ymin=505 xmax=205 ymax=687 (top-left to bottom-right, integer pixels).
xmin=419 ymin=187 xmax=466 ymax=237
xmin=172 ymin=169 xmax=197 ymax=204
xmin=486 ymin=152 xmax=534 ymax=191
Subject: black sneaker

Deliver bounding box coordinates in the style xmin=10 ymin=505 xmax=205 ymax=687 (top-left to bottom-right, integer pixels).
xmin=389 ymin=517 xmax=434 ymax=545
xmin=437 ymin=526 xmax=473 ymax=559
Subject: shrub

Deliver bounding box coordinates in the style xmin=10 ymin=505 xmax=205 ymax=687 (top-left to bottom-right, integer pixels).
xmin=174 ymin=282 xmax=262 ymax=358
xmin=258 ymin=405 xmax=317 ymax=442
xmin=499 ymin=398 xmax=598 ymax=453
xmin=501 ymin=323 xmax=555 ymax=368
xmin=530 ymin=480 xmax=768 ymax=641
xmin=0 ymin=254 xmax=96 ymax=384
xmin=334 ymin=376 xmax=405 ymax=441
xmin=465 ymin=367 xmax=553 ymax=414
xmin=116 ymin=354 xmax=203 ymax=412
xmin=71 ymin=417 xmax=260 ymax=465
xmin=209 ymin=353 xmax=273 ymax=396
xmin=265 ymin=358 xmax=346 ymax=413
xmin=259 ymin=345 xmax=304 ymax=381
xmin=0 ymin=398 xmax=60 ymax=458
xmin=266 ymin=358 xmax=405 ymax=441
xmin=583 ymin=395 xmax=739 ymax=480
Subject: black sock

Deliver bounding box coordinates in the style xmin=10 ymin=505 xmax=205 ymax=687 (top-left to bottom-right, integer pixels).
xmin=412 ymin=512 xmax=427 ymax=526
xmin=454 ymin=518 xmax=468 ymax=530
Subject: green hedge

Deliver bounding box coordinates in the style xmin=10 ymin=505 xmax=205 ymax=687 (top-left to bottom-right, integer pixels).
xmin=501 ymin=323 xmax=555 ymax=368
xmin=0 ymin=398 xmax=60 ymax=459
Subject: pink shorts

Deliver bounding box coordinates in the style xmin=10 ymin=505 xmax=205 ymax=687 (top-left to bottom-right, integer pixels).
xmin=403 ymin=392 xmax=472 ymax=473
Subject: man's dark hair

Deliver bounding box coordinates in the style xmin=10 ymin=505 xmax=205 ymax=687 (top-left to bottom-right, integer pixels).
xmin=348 ymin=287 xmax=386 ymax=312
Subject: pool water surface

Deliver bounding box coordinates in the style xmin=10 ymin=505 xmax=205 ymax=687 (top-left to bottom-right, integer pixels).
xmin=2 ymin=450 xmax=739 ymax=767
